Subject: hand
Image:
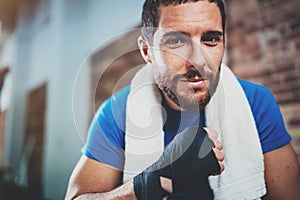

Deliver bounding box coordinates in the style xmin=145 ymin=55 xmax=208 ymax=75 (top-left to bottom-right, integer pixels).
xmin=160 ymin=128 xmax=224 ymax=193
xmin=204 ymin=127 xmax=225 ymax=174
xmin=134 ymin=126 xmax=223 ymax=200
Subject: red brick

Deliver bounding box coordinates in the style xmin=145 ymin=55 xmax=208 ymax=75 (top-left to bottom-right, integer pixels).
xmin=226 ymin=0 xmax=300 ymax=131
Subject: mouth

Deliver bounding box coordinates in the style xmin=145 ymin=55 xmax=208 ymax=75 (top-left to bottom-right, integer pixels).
xmin=179 ymin=70 xmax=208 ymax=90
xmin=181 ymin=76 xmax=207 ymax=89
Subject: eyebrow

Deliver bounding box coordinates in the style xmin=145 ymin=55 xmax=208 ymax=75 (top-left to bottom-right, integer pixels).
xmin=162 ymin=31 xmax=190 ymax=38
xmin=162 ymin=30 xmax=224 ymax=38
xmin=204 ymin=31 xmax=223 ymax=36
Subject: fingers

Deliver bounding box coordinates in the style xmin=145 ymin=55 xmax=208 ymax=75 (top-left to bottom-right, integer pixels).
xmin=204 ymin=127 xmax=218 ymax=140
xmin=214 ymin=140 xmax=223 ymax=151
xmin=204 ymin=127 xmax=223 ymax=151
xmin=213 ymin=148 xmax=225 ymax=173
xmin=204 ymin=127 xmax=225 ymax=174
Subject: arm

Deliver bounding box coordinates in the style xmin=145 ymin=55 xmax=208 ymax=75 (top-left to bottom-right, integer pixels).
xmin=66 ymin=127 xmax=224 ymax=200
xmin=74 ymin=180 xmax=136 ymax=200
xmin=65 ymin=155 xmax=127 ymax=200
xmin=263 ymin=143 xmax=300 ymax=200
xmin=75 ymin=178 xmax=172 ymax=200
xmin=65 ymin=155 xmax=171 ymax=200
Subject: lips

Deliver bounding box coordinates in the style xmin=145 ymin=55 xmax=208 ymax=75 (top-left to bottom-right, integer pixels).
xmin=186 ymin=75 xmax=204 ymax=82
xmin=181 ymin=75 xmax=207 ymax=89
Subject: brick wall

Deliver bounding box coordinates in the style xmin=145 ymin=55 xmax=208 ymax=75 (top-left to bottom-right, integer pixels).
xmin=226 ymin=0 xmax=300 ymax=129
xmin=226 ymin=0 xmax=300 ymax=160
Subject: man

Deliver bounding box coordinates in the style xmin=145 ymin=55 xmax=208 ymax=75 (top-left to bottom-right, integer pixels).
xmin=65 ymin=0 xmax=300 ymax=199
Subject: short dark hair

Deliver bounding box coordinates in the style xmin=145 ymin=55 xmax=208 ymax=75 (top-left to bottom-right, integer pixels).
xmin=141 ymin=0 xmax=226 ymax=45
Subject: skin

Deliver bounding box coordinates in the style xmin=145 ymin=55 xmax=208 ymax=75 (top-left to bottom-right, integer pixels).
xmin=262 ymin=144 xmax=300 ymax=199
xmin=145 ymin=1 xmax=224 ymax=112
xmin=65 ymin=1 xmax=300 ymax=199
xmin=65 ymin=131 xmax=223 ymax=200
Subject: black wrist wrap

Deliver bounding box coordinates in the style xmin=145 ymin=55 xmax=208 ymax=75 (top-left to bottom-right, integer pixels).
xmin=134 ymin=169 xmax=165 ymax=200
xmin=133 ymin=126 xmax=220 ymax=200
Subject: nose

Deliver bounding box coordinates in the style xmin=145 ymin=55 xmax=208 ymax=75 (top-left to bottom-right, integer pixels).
xmin=187 ymin=40 xmax=206 ymax=70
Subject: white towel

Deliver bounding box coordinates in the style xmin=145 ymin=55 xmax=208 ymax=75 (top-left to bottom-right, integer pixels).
xmin=124 ymin=64 xmax=266 ymax=199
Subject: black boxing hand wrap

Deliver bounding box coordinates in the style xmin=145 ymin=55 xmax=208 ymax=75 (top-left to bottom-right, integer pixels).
xmin=133 ymin=126 xmax=220 ymax=200
xmin=134 ymin=167 xmax=166 ymax=200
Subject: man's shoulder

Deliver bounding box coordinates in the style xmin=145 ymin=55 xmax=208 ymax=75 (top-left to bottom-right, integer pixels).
xmin=238 ymin=78 xmax=269 ymax=93
xmin=237 ymin=78 xmax=277 ymax=120
xmin=93 ymin=85 xmax=130 ymax=126
xmin=237 ymin=78 xmax=291 ymax=153
xmin=109 ymin=85 xmax=131 ymax=103
xmin=237 ymin=78 xmax=273 ymax=101
xmin=89 ymin=85 xmax=131 ymax=151
xmin=99 ymin=86 xmax=130 ymax=112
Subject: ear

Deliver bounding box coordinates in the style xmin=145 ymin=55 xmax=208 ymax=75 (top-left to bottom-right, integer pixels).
xmin=138 ymin=36 xmax=152 ymax=64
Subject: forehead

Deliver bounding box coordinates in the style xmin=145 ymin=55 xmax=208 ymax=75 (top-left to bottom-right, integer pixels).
xmin=157 ymin=1 xmax=222 ymax=32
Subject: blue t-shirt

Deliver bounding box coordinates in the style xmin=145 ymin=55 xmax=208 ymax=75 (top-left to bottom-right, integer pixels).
xmin=82 ymin=78 xmax=291 ymax=199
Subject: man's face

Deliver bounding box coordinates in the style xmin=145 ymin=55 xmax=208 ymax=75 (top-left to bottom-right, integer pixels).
xmin=148 ymin=1 xmax=224 ymax=111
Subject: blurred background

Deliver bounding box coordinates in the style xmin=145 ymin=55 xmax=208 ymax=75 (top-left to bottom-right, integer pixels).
xmin=0 ymin=0 xmax=299 ymax=199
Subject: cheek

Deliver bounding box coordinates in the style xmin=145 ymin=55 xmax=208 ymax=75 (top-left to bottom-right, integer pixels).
xmin=205 ymin=47 xmax=224 ymax=71
xmin=154 ymin=49 xmax=187 ymax=72
xmin=212 ymin=46 xmax=224 ymax=66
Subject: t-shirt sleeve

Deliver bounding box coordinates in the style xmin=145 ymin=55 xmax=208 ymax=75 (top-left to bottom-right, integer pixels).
xmin=81 ymin=87 xmax=129 ymax=170
xmin=239 ymin=79 xmax=291 ymax=153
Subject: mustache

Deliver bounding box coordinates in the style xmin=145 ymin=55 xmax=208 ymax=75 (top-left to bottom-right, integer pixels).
xmin=182 ymin=69 xmax=204 ymax=79
xmin=172 ymin=68 xmax=207 ymax=81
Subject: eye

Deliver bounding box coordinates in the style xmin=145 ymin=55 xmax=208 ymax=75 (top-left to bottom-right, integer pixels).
xmin=164 ymin=37 xmax=185 ymax=48
xmin=202 ymin=35 xmax=221 ymax=46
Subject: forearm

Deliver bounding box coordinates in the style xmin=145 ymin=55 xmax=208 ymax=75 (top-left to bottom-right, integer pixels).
xmin=74 ymin=177 xmax=172 ymax=200
xmin=74 ymin=179 xmax=136 ymax=200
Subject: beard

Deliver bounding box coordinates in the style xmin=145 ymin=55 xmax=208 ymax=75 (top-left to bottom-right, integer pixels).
xmin=153 ymin=65 xmax=220 ymax=111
